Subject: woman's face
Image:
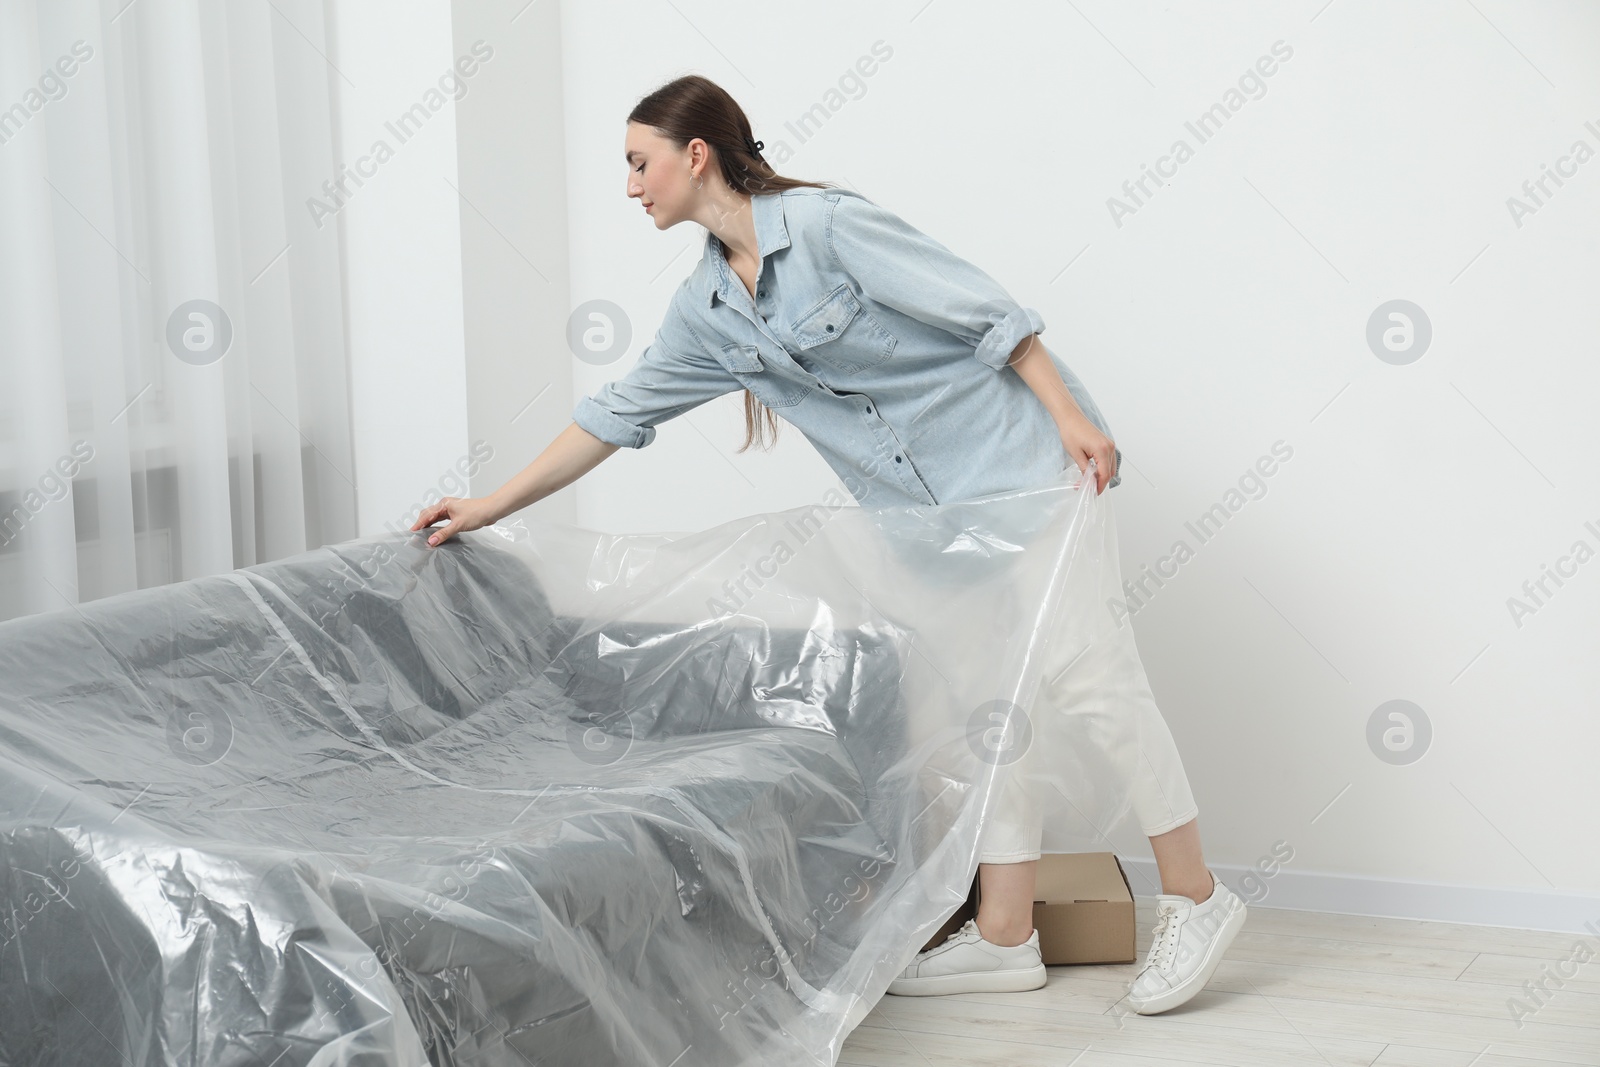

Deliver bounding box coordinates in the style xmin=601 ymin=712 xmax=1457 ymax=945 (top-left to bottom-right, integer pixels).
xmin=625 ymin=122 xmax=700 ymax=229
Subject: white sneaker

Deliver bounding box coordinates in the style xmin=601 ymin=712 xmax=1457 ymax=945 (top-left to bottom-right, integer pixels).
xmin=1127 ymin=870 xmax=1247 ymax=1015
xmin=886 ymin=919 xmax=1047 ymax=996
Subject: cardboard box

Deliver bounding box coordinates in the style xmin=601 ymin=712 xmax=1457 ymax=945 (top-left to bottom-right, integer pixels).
xmin=919 ymin=852 xmax=1136 ymax=965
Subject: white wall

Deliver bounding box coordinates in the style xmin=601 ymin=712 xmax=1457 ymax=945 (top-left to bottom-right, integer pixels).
xmin=330 ymin=0 xmax=471 ymax=537
xmin=452 ymin=0 xmax=577 ymax=528
xmin=461 ymin=0 xmax=1600 ymax=930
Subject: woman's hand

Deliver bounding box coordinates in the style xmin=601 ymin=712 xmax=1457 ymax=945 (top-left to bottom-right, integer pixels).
xmin=411 ymin=496 xmax=501 ymax=546
xmin=1058 ymin=410 xmax=1117 ymax=494
xmin=1002 ymin=335 xmax=1117 ymax=494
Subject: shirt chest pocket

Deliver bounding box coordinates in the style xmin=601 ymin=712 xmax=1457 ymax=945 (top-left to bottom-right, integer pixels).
xmin=790 ymin=283 xmax=896 ymax=374
xmin=715 ymin=343 xmax=811 ymax=408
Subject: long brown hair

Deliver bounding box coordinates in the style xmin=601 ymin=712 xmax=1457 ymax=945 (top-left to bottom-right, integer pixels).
xmin=629 ymin=74 xmax=835 ymax=452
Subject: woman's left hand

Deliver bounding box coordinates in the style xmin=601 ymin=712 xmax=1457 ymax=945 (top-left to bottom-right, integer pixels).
xmin=1058 ymin=410 xmax=1117 ymax=494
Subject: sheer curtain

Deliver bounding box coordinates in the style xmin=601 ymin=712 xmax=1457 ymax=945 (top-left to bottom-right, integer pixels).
xmin=0 ymin=0 xmax=356 ymax=625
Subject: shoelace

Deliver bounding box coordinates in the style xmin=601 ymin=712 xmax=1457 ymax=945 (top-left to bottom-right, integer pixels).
xmin=1146 ymin=903 xmax=1183 ymax=971
xmin=921 ymin=919 xmax=981 ymax=960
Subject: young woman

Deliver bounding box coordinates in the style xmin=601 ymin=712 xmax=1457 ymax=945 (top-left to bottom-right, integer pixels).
xmin=412 ymin=74 xmax=1246 ymax=1016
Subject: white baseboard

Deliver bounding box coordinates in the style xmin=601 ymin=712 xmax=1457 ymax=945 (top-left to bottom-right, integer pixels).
xmin=1115 ymin=854 xmax=1600 ymax=935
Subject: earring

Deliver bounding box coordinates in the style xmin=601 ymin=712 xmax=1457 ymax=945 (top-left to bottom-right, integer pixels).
xmin=690 ymin=166 xmax=704 ymax=191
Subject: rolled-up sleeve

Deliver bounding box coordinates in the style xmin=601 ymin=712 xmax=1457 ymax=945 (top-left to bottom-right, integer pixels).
xmin=572 ymin=308 xmax=741 ymax=448
xmin=825 ymin=192 xmax=1046 ymax=370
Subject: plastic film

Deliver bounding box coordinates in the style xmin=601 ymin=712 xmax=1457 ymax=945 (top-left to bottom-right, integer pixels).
xmin=0 ymin=462 xmax=1143 ymax=1066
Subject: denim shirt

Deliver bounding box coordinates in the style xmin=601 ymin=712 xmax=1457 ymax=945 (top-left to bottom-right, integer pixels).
xmin=572 ymin=186 xmax=1122 ymax=507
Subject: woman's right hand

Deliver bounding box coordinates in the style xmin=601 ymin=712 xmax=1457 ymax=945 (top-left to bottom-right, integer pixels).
xmin=411 ymin=496 xmax=500 ymax=546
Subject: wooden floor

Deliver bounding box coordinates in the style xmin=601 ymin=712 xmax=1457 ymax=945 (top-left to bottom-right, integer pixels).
xmin=840 ymin=895 xmax=1600 ymax=1066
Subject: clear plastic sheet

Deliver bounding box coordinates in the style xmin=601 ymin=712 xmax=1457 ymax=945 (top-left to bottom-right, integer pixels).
xmin=0 ymin=462 xmax=1141 ymax=1066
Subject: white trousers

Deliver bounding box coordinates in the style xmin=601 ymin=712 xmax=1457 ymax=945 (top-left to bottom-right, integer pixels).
xmin=976 ymin=489 xmax=1198 ymax=864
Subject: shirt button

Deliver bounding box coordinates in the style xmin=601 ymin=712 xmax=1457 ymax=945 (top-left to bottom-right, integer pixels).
xmin=894 ymin=455 xmax=902 ymax=463
xmin=866 ymin=405 xmax=873 ymax=413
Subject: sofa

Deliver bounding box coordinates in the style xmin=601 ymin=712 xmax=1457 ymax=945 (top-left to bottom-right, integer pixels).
xmin=0 ymin=529 xmax=921 ymax=1066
